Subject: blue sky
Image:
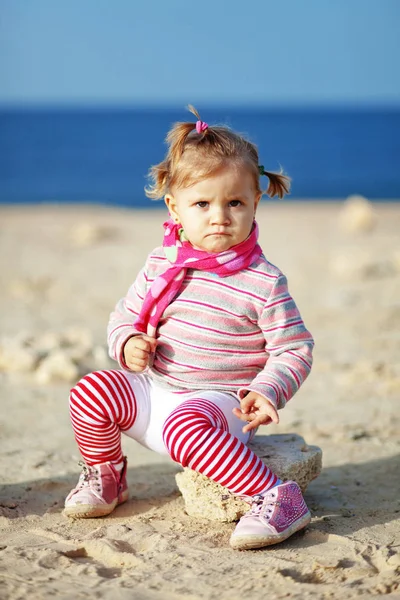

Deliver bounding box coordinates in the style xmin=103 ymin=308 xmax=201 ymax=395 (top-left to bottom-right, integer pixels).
xmin=1 ymin=0 xmax=399 ymax=106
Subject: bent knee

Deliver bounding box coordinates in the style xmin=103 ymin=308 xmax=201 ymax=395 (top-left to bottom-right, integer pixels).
xmin=69 ymin=369 xmax=122 ymax=403
xmin=162 ymin=404 xmax=213 ymax=464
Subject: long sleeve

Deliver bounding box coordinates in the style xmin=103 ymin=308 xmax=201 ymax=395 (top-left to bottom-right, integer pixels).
xmin=107 ymin=265 xmax=148 ymax=369
xmin=238 ymin=274 xmax=314 ymax=410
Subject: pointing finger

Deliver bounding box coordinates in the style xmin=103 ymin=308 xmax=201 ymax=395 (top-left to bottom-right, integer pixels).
xmin=242 ymin=414 xmax=272 ymax=433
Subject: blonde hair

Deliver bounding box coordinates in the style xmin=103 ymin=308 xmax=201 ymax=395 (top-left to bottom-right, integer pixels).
xmin=145 ymin=105 xmax=291 ymax=200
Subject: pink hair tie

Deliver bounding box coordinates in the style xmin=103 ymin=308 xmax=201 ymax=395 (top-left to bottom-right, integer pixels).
xmin=196 ymin=120 xmax=208 ymax=134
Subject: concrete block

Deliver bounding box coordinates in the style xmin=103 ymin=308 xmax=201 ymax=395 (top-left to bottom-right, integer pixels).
xmin=175 ymin=433 xmax=322 ymax=522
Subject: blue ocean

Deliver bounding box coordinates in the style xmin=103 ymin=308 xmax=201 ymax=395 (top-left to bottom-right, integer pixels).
xmin=0 ymin=106 xmax=399 ymax=205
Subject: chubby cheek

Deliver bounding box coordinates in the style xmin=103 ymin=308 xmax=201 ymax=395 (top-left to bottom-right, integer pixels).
xmin=184 ymin=218 xmax=204 ymax=237
xmin=237 ymin=216 xmax=253 ymax=235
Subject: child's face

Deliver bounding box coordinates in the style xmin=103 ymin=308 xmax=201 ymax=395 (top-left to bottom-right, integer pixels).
xmin=165 ymin=165 xmax=261 ymax=253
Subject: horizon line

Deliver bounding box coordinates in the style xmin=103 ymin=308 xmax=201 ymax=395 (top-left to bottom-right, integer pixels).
xmin=1 ymin=99 xmax=400 ymax=111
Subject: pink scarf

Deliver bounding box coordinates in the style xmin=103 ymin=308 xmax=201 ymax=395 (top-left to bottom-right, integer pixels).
xmin=134 ymin=219 xmax=262 ymax=337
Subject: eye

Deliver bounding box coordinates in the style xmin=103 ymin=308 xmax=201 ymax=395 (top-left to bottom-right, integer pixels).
xmin=196 ymin=201 xmax=208 ymax=208
xmin=229 ymin=200 xmax=242 ymax=207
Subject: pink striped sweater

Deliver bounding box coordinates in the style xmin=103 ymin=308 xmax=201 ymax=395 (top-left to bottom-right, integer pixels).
xmin=107 ymin=247 xmax=314 ymax=410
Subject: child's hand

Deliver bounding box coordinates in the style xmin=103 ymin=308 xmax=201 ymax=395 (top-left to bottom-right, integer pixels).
xmin=123 ymin=335 xmax=157 ymax=372
xmin=233 ymin=391 xmax=279 ymax=434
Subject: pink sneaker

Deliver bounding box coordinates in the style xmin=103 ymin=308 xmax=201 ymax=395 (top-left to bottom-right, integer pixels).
xmin=230 ymin=481 xmax=311 ymax=550
xmin=64 ymin=458 xmax=129 ymax=518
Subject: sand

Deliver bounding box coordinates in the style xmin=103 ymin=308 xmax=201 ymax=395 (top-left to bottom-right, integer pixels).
xmin=0 ymin=201 xmax=399 ymax=599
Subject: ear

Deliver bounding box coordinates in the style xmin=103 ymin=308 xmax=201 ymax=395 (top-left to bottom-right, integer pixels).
xmin=164 ymin=194 xmax=180 ymax=223
xmin=253 ymin=192 xmax=262 ymax=216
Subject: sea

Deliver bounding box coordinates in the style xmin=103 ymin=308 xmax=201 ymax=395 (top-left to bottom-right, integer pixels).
xmin=0 ymin=106 xmax=399 ymax=206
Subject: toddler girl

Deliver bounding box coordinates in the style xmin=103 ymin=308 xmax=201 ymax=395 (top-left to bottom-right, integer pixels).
xmin=64 ymin=106 xmax=314 ymax=550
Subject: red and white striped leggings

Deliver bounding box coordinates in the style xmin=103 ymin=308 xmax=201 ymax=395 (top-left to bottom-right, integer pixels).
xmin=69 ymin=369 xmax=278 ymax=497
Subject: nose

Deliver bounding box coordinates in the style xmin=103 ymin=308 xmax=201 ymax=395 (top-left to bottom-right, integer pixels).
xmin=210 ymin=205 xmax=230 ymax=225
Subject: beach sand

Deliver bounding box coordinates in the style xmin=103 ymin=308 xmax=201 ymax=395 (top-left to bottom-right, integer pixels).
xmin=0 ymin=201 xmax=399 ymax=599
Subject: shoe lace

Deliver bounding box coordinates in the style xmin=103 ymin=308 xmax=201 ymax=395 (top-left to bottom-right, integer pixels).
xmin=241 ymin=491 xmax=281 ymax=519
xmin=77 ymin=461 xmax=101 ymax=491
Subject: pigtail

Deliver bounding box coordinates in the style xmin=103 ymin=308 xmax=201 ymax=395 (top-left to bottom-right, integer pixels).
xmin=145 ymin=160 xmax=170 ymax=199
xmin=187 ymin=104 xmax=201 ymax=121
xmin=166 ymin=104 xmax=207 ymax=155
xmin=259 ymin=166 xmax=291 ymax=199
xmin=166 ymin=122 xmax=198 ymax=167
xmin=146 ymin=105 xmax=209 ymax=199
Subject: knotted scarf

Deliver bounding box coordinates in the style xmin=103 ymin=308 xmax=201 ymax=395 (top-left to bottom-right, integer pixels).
xmin=134 ymin=219 xmax=262 ymax=337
